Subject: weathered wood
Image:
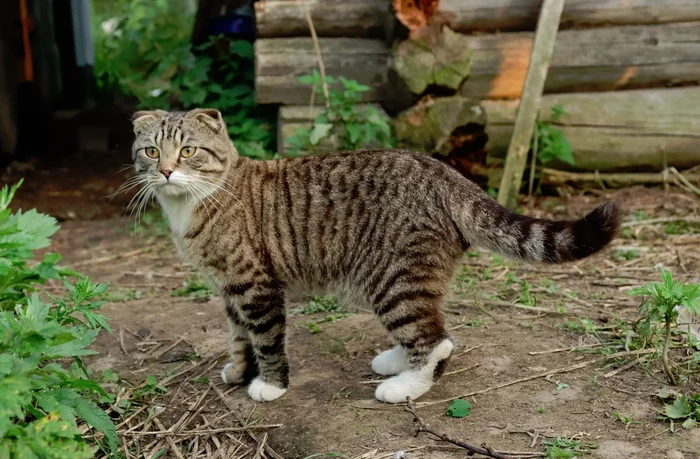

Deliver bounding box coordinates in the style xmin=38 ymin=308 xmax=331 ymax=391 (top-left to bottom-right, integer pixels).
xmin=277 ymin=104 xmax=389 ymax=157
xmin=458 ymin=22 xmax=700 ymax=100
xmin=255 ymin=38 xmax=389 ymax=105
xmin=393 ymin=96 xmax=485 ymax=156
xmin=438 ymin=0 xmax=700 ymax=33
xmin=497 ymin=0 xmax=564 ymax=209
xmin=254 ymin=0 xmax=391 ymax=38
xmin=484 ymin=87 xmax=700 ymax=172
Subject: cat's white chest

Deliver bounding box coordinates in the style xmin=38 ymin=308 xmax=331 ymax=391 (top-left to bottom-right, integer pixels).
xmin=157 ymin=196 xmax=196 ymax=237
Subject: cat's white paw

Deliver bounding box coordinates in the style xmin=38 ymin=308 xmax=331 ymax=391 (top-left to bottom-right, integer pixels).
xmin=375 ymin=371 xmax=433 ymax=404
xmin=248 ymin=377 xmax=287 ymax=402
xmin=371 ymin=346 xmax=407 ymax=376
xmin=221 ymin=363 xmax=245 ymax=385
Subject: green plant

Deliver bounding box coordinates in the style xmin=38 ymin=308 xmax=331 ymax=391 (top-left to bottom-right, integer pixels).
xmin=286 ymin=70 xmax=394 ymax=156
xmin=296 ymin=295 xmax=342 ymax=315
xmin=543 ymin=437 xmax=594 ymax=458
xmin=172 ymin=273 xmax=213 ymax=299
xmin=613 ymin=249 xmax=640 ymax=261
xmin=630 ymin=269 xmax=700 ymax=385
xmin=657 ymin=388 xmax=700 ymax=429
xmin=0 ymin=181 xmax=118 ymax=457
xmin=91 ymin=0 xmax=275 ymax=159
xmin=613 ymin=411 xmax=642 ymax=427
xmin=528 ymin=105 xmax=574 ymax=195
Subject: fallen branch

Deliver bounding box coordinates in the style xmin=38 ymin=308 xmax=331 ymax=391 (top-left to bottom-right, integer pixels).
xmin=621 ymin=216 xmax=700 ymax=228
xmin=406 ymin=397 xmax=515 ymax=459
xmin=419 ymin=348 xmax=657 ymax=407
xmin=540 ymin=168 xmax=700 ymax=187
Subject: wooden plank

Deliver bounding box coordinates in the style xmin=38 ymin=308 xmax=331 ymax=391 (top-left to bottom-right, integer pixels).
xmin=255 ymin=0 xmax=391 ymax=38
xmin=483 ymin=87 xmax=700 ymax=172
xmin=439 ymin=0 xmax=700 ymax=33
xmin=459 ymin=22 xmax=700 ymax=100
xmin=277 ymin=104 xmax=389 ymax=156
xmin=255 ymin=38 xmax=389 ymax=105
xmin=497 ymin=0 xmax=564 ymax=209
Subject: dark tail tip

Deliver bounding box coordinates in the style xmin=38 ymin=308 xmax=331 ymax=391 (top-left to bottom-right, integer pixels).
xmin=569 ymin=201 xmax=621 ymax=260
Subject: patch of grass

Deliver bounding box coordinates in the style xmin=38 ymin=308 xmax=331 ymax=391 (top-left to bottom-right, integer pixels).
xmin=128 ymin=209 xmax=170 ymax=238
xmin=613 ymin=412 xmax=643 ymax=427
xmin=543 ymin=437 xmax=596 ymax=458
xmin=171 ymin=273 xmax=213 ymax=299
xmin=664 ymin=221 xmax=700 ymax=235
xmin=296 ymin=295 xmax=342 ymax=315
xmin=101 ymin=286 xmax=146 ymax=302
xmin=612 ymin=249 xmax=640 ymax=261
xmin=462 ymin=317 xmax=485 ymax=328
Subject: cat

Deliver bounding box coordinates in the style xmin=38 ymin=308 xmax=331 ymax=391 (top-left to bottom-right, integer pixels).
xmin=128 ymin=108 xmax=620 ymax=404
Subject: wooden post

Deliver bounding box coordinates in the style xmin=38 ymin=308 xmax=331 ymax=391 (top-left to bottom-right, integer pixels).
xmin=496 ymin=0 xmax=565 ymax=209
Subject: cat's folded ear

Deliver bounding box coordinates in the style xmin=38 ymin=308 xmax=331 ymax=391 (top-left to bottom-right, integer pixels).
xmin=132 ymin=110 xmax=166 ymax=134
xmin=186 ymin=108 xmax=224 ymax=133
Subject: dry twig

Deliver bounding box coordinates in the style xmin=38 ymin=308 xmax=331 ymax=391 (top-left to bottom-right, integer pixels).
xmin=406 ymin=397 xmax=515 ymax=459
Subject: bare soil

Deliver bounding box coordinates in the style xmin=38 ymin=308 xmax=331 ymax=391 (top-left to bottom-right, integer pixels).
xmin=4 ymin=158 xmax=700 ymax=459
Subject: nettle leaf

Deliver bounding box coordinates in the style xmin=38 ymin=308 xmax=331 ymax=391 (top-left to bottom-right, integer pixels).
xmin=298 ymin=74 xmax=314 ymax=85
xmin=309 ymin=123 xmax=333 ymax=145
xmin=664 ymin=398 xmax=692 ymax=419
xmin=73 ymin=397 xmax=119 ymax=455
xmin=447 ymin=399 xmax=472 ymax=418
xmin=682 ymin=418 xmax=697 ymax=429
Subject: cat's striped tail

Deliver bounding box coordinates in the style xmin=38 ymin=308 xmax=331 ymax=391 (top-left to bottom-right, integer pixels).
xmin=454 ymin=195 xmax=620 ymax=264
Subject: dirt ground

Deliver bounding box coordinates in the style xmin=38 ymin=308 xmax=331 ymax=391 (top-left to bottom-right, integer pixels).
xmin=3 ymin=154 xmax=700 ymax=459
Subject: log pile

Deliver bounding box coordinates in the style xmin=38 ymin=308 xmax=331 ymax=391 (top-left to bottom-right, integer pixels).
xmin=255 ymin=0 xmax=700 ymax=185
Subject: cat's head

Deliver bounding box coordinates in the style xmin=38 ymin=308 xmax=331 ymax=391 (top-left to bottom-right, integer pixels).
xmin=130 ymin=108 xmax=235 ymax=199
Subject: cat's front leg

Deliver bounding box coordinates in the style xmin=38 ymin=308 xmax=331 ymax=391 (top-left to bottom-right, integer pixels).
xmin=225 ymin=282 xmax=289 ymax=402
xmin=221 ymin=300 xmax=258 ymax=385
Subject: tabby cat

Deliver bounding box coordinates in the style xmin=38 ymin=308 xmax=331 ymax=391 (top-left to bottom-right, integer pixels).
xmin=129 ymin=108 xmax=619 ymax=404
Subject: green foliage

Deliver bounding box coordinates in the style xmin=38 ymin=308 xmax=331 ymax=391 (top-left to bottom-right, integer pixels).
xmin=286 ymin=70 xmax=395 ymax=156
xmin=0 ymin=182 xmax=118 ymax=457
xmin=172 ymin=273 xmax=213 ymax=299
xmin=630 ymin=269 xmax=700 ymax=338
xmin=296 ymin=295 xmax=341 ymax=315
xmin=658 ymin=388 xmax=700 ymax=429
xmin=447 ymin=399 xmax=471 ymax=418
xmin=91 ymin=0 xmax=275 ymax=159
xmin=534 ymin=105 xmax=574 ymax=166
xmin=543 ymin=437 xmax=594 ymax=458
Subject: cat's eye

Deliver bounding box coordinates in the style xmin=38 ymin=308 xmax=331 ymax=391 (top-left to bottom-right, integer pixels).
xmin=180 ymin=146 xmax=197 ymax=158
xmin=144 ymin=147 xmax=159 ymax=159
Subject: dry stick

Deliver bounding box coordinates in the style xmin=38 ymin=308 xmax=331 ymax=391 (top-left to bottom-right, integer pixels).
xmin=406 ymin=397 xmax=515 ymax=459
xmin=127 ymin=426 xmax=283 ymax=436
xmin=540 ymin=168 xmax=700 ymax=187
xmin=497 ymin=0 xmax=565 ymax=209
xmin=603 ymin=356 xmax=645 ymax=379
xmin=621 ymin=217 xmax=700 ymax=228
xmin=71 ymin=247 xmax=150 ymax=268
xmin=669 ymin=167 xmax=700 ymax=198
xmin=119 ymin=328 xmax=130 ymax=356
xmin=528 ymin=343 xmax=605 ymax=355
xmin=417 ymin=359 xmax=594 ymax=408
xmin=209 ymin=382 xmax=284 ymax=459
xmin=304 ymin=7 xmax=329 ymax=107
xmin=153 ymin=418 xmax=185 ymax=459
xmin=419 ymin=348 xmax=658 ymax=407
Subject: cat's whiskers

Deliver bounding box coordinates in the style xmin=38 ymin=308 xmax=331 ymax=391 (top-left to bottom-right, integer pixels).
xmin=108 ymin=175 xmax=149 ymax=201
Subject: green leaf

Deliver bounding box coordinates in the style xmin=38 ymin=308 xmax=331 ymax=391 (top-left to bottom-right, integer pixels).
xmin=682 ymin=418 xmax=697 ymax=429
xmin=447 ymin=399 xmax=471 ymax=418
xmin=664 ymin=398 xmax=692 ymax=419
xmin=298 ymin=74 xmax=314 ymax=85
xmin=73 ymin=397 xmax=119 ymax=455
xmin=309 ymin=123 xmax=333 ymax=145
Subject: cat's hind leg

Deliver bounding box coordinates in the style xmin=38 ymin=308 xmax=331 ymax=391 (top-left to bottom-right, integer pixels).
xmin=372 ymin=289 xmax=453 ymax=404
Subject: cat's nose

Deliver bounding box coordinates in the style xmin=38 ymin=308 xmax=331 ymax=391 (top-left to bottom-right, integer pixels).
xmin=160 ymin=169 xmax=173 ymax=179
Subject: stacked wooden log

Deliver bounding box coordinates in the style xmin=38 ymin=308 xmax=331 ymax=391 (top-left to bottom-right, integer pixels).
xmin=255 ymin=0 xmax=700 ymax=178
